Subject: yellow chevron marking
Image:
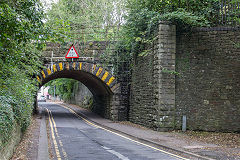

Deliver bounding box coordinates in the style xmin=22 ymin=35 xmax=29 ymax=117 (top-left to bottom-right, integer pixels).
xmin=92 ymin=64 xmax=96 ymax=73
xmin=47 ymin=68 xmax=51 ymax=75
xmin=107 ymin=77 xmax=115 ymax=86
xmin=45 ymin=108 xmax=62 ymax=160
xmin=66 ymin=62 xmax=69 ymax=70
xmin=53 ymin=64 xmax=57 ymax=72
xmin=73 ymin=62 xmax=76 ymax=69
xmin=37 ymin=76 xmax=41 ymax=82
xmin=96 ymin=68 xmax=103 ymax=77
xmin=59 ymin=63 xmax=63 ymax=71
xmin=101 ymin=72 xmax=109 ymax=81
xmin=41 ymin=70 xmax=46 ymax=79
xmin=79 ymin=62 xmax=82 ymax=70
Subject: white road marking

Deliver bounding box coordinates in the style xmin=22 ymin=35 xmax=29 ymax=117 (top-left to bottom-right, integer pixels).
xmin=58 ymin=104 xmax=189 ymax=160
xmin=102 ymin=146 xmax=130 ymax=160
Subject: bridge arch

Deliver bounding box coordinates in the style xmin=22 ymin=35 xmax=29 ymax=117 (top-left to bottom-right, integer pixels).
xmin=37 ymin=61 xmax=120 ymax=120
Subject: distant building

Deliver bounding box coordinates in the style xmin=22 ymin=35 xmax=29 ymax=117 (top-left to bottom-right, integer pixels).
xmin=38 ymin=86 xmax=51 ymax=100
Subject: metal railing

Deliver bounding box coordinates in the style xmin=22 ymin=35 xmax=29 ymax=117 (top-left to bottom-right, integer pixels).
xmin=219 ymin=0 xmax=240 ymax=25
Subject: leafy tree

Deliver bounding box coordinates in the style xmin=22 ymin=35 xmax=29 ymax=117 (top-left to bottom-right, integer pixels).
xmin=46 ymin=78 xmax=78 ymax=102
xmin=0 ymin=0 xmax=49 ymax=147
xmin=126 ymin=0 xmax=221 ymax=27
xmin=103 ymin=0 xmax=240 ymax=75
xmin=45 ymin=0 xmax=126 ymax=42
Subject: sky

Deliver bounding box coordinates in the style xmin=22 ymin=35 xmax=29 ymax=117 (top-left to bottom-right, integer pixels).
xmin=40 ymin=0 xmax=59 ymax=11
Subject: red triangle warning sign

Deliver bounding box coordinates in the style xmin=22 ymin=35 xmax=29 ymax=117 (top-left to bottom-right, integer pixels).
xmin=65 ymin=45 xmax=79 ymax=58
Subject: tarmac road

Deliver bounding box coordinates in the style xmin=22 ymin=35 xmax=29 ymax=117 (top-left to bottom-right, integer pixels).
xmin=40 ymin=103 xmax=189 ymax=160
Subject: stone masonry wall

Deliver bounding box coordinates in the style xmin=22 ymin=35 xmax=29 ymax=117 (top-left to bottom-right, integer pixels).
xmin=0 ymin=124 xmax=22 ymax=160
xmin=69 ymin=82 xmax=93 ymax=107
xmin=153 ymin=23 xmax=176 ymax=131
xmin=175 ymin=28 xmax=240 ymax=132
xmin=130 ymin=22 xmax=176 ymax=131
xmin=43 ymin=41 xmax=114 ymax=62
xmin=66 ymin=77 xmax=126 ymax=121
xmin=116 ymin=62 xmax=131 ymax=121
xmin=130 ymin=23 xmax=240 ymax=132
xmin=68 ymin=82 xmax=111 ymax=119
xmin=129 ymin=53 xmax=157 ymax=128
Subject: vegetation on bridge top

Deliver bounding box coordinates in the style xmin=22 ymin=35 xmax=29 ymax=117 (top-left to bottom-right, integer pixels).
xmin=112 ymin=0 xmax=240 ymax=60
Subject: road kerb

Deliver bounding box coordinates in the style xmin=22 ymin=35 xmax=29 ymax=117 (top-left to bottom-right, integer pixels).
xmin=59 ymin=103 xmax=215 ymax=160
xmin=37 ymin=107 xmax=50 ymax=160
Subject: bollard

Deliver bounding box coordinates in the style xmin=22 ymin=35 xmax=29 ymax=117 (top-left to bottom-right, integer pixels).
xmin=182 ymin=115 xmax=187 ymax=132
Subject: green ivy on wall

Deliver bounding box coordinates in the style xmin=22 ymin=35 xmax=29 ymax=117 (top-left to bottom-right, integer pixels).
xmin=0 ymin=0 xmax=50 ymax=147
xmin=103 ymin=0 xmax=219 ymax=75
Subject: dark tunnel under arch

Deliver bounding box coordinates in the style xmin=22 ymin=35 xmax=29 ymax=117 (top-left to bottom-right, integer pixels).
xmin=36 ymin=62 xmax=120 ymax=119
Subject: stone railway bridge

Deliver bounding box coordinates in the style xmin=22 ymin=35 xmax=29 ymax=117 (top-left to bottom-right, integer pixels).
xmin=36 ymin=41 xmax=128 ymax=121
xmin=36 ymin=22 xmax=240 ymax=132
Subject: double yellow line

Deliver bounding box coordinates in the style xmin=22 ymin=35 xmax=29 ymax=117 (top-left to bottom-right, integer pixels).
xmin=45 ymin=108 xmax=68 ymax=160
xmin=59 ymin=104 xmax=189 ymax=160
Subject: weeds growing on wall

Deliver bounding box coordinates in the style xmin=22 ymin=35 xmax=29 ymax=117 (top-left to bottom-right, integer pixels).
xmin=104 ymin=0 xmax=235 ymax=74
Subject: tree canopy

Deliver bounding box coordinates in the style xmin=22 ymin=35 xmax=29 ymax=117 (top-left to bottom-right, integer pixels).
xmin=45 ymin=0 xmax=126 ymax=42
xmin=0 ymin=0 xmax=49 ymax=147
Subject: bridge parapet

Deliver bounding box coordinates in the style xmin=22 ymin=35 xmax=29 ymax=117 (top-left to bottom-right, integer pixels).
xmin=43 ymin=56 xmax=95 ymax=62
xmin=42 ymin=41 xmax=116 ymax=63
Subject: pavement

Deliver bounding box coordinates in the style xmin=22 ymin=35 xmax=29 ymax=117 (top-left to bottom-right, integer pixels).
xmin=38 ymin=102 xmax=240 ymax=160
xmin=38 ymin=107 xmax=50 ymax=160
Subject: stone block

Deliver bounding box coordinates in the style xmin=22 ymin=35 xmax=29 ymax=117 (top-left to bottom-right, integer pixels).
xmin=159 ymin=24 xmax=171 ymax=31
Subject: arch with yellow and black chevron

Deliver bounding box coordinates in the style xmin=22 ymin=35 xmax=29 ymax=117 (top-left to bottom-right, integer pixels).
xmin=37 ymin=62 xmax=119 ymax=95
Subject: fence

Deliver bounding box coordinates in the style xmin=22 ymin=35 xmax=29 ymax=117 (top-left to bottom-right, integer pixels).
xmin=219 ymin=0 xmax=240 ymax=25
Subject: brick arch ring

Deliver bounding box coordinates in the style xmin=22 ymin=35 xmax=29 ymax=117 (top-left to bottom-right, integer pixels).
xmin=36 ymin=61 xmax=119 ymax=94
xmin=36 ymin=61 xmax=122 ymax=121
